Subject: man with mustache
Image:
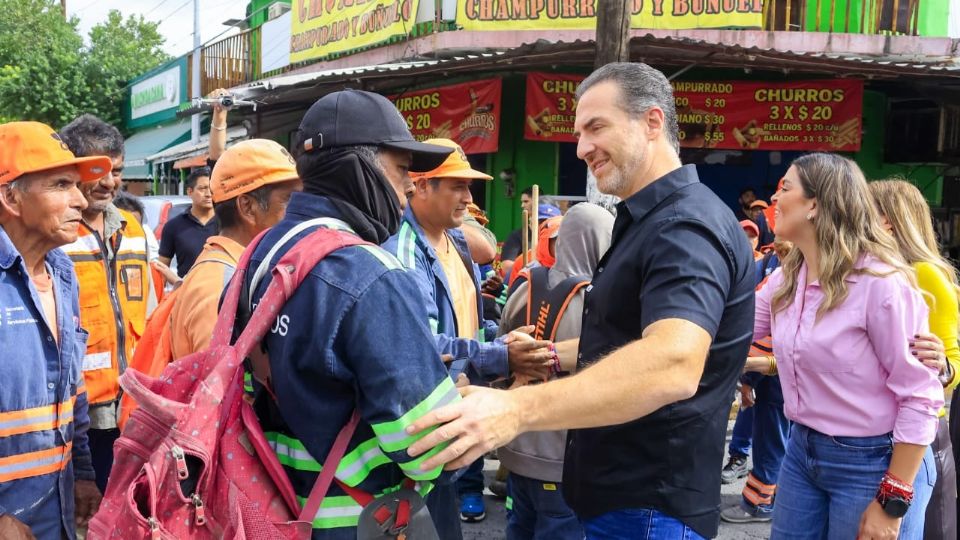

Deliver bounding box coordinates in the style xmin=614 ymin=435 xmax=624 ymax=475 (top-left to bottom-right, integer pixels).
xmin=383 ymin=138 xmax=553 ymax=533
xmin=59 ymin=115 xmax=150 ymax=493
xmin=0 ymin=122 xmax=112 ymax=539
xmin=406 ymin=63 xmax=756 ymax=540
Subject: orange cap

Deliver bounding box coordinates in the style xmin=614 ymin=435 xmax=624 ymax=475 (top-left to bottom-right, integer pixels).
xmin=211 ymin=139 xmax=299 ymax=203
xmin=0 ymin=121 xmax=112 ymax=184
xmin=410 ymin=138 xmax=492 ymax=181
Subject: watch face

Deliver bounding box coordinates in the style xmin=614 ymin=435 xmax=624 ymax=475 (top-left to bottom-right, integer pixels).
xmin=883 ymin=497 xmax=910 ymax=518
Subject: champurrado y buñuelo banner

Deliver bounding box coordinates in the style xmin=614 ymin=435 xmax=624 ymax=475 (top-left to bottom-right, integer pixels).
xmin=291 ymin=0 xmax=419 ymax=63
xmin=457 ymin=0 xmax=762 ymax=31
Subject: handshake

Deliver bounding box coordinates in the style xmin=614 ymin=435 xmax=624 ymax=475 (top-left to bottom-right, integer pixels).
xmin=504 ymin=325 xmax=556 ymax=383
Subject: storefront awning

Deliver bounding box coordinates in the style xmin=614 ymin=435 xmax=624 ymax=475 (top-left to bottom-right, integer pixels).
xmin=123 ymin=119 xmax=192 ymax=179
xmin=146 ymin=126 xmax=248 ymax=166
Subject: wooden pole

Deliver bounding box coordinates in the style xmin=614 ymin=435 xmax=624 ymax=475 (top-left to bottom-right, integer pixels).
xmin=61 ymin=0 xmax=66 ymax=17
xmin=530 ymin=185 xmax=540 ymax=260
xmin=595 ymin=0 xmax=631 ymax=68
xmin=845 ymin=0 xmax=852 ymax=32
xmin=521 ymin=210 xmax=529 ymax=268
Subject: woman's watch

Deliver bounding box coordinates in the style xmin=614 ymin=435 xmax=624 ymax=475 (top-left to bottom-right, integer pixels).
xmin=876 ymin=472 xmax=913 ymax=518
xmin=877 ymin=491 xmax=911 ymax=518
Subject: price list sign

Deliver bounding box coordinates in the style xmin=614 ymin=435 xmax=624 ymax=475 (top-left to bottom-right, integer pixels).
xmin=671 ymin=80 xmax=864 ymax=152
xmin=524 ymin=72 xmax=585 ymax=143
xmin=390 ymin=79 xmax=502 ymax=154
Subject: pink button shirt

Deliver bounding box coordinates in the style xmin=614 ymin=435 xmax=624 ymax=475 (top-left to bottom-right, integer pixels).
xmin=755 ymin=256 xmax=943 ymax=445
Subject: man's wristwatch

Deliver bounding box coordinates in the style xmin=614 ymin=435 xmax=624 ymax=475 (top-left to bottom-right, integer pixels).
xmin=876 ymin=472 xmax=913 ymax=518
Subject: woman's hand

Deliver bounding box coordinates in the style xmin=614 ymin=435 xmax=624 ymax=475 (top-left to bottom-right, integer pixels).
xmin=910 ymin=333 xmax=946 ymax=374
xmin=857 ymin=500 xmax=901 ymax=540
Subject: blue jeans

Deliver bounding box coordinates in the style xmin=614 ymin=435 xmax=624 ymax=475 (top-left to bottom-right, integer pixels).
xmin=89 ymin=427 xmax=121 ymax=493
xmin=772 ymin=424 xmax=936 ymax=539
xmin=730 ymin=405 xmax=754 ymax=458
xmin=426 ymin=481 xmax=463 ymax=539
xmin=741 ymin=376 xmax=790 ymax=513
xmin=506 ymin=473 xmax=583 ymax=540
xmin=457 ymin=457 xmax=485 ymax=496
xmin=581 ymin=508 xmax=706 ymax=540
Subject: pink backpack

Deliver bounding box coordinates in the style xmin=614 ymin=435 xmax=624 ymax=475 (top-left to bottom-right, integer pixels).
xmin=88 ymin=227 xmax=366 ymax=539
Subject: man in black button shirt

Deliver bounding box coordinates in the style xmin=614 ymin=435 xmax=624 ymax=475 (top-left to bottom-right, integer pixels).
xmin=408 ymin=63 xmax=755 ymax=539
xmin=158 ymin=167 xmax=219 ymax=279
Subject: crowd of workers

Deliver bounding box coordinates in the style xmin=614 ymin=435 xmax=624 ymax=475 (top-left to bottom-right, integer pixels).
xmin=0 ymin=61 xmax=958 ymax=540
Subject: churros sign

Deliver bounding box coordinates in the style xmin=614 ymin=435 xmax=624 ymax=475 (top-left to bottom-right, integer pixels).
xmin=391 ymin=79 xmax=502 ymax=154
xmin=525 ymin=72 xmax=585 ymax=143
xmin=291 ymin=0 xmax=419 ymax=63
xmin=671 ymin=80 xmax=864 ymax=152
xmin=457 ymin=0 xmax=762 ymax=31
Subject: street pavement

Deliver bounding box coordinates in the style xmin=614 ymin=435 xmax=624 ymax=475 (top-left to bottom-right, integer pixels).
xmin=463 ymin=422 xmax=771 ymax=540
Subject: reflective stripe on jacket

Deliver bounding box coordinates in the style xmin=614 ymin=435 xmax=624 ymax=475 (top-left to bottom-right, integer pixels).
xmin=383 ymin=205 xmax=507 ymax=383
xmin=61 ymin=207 xmax=148 ymax=407
xmin=0 ymin=225 xmax=95 ymax=540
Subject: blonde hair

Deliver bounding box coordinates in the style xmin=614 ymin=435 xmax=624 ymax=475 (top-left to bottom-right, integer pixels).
xmin=869 ymin=179 xmax=959 ymax=301
xmin=771 ymin=153 xmax=915 ymax=318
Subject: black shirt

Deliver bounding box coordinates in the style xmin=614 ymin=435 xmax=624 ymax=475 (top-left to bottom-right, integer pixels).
xmin=562 ymin=165 xmax=755 ymax=538
xmin=158 ymin=211 xmax=219 ymax=278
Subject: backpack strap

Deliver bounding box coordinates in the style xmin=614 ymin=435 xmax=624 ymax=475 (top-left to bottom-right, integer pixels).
xmin=298 ymin=409 xmax=361 ymax=523
xmin=248 ymin=217 xmax=354 ymax=312
xmin=208 ymin=228 xmax=272 ymax=350
xmin=524 ymin=266 xmax=590 ymax=342
xmin=232 ymin=227 xmax=366 ymax=369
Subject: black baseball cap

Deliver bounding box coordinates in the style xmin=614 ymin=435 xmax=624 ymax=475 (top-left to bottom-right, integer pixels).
xmin=297 ymin=89 xmax=454 ymax=172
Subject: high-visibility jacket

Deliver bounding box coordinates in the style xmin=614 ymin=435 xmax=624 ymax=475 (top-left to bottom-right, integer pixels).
xmin=61 ymin=206 xmax=149 ymax=407
xmin=0 ymin=225 xmax=96 ymax=540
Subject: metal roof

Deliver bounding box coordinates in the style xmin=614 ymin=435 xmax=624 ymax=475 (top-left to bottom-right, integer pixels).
xmin=235 ymin=34 xmax=960 ymax=108
xmin=147 ymin=126 xmax=248 ymax=164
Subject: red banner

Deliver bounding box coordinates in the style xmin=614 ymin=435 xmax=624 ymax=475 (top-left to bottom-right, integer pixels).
xmin=524 ymin=72 xmax=585 ymax=143
xmin=391 ymin=79 xmax=501 ymax=154
xmin=672 ymin=80 xmax=864 ymax=151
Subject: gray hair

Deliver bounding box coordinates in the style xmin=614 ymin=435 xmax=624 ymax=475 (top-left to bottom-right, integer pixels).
xmin=576 ymin=63 xmax=680 ymax=154
xmin=60 ymin=114 xmax=124 ymax=158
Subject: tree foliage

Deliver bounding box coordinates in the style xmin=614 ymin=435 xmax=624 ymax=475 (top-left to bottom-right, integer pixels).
xmin=0 ymin=0 xmax=169 ymax=130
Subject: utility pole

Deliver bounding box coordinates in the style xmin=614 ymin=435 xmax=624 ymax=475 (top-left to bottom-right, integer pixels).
xmin=191 ymin=0 xmax=201 ymax=144
xmin=61 ymin=0 xmax=66 ymax=17
xmin=595 ymin=0 xmax=630 ymax=68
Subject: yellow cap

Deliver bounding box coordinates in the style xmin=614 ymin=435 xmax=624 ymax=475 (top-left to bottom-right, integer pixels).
xmin=211 ymin=139 xmax=299 ymax=203
xmin=410 ymin=138 xmax=492 ymax=181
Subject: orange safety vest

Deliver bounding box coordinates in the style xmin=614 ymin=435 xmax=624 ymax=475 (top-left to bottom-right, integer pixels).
xmin=61 ymin=209 xmax=149 ymax=406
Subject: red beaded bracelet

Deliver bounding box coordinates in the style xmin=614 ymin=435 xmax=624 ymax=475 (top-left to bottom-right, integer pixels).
xmin=548 ymin=343 xmax=561 ymax=374
xmin=879 ymin=472 xmax=914 ymax=502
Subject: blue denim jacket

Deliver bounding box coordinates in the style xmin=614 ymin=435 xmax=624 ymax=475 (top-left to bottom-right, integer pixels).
xmin=383 ymin=205 xmax=507 ymax=383
xmin=0 ymin=226 xmax=95 ymax=540
xmin=244 ymin=194 xmax=457 ymax=538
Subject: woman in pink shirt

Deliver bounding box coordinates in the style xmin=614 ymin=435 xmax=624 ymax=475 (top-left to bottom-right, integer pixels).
xmin=758 ymin=153 xmax=943 ymax=540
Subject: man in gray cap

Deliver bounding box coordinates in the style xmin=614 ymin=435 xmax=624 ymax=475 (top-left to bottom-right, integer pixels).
xmin=237 ymin=90 xmax=458 ymax=539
